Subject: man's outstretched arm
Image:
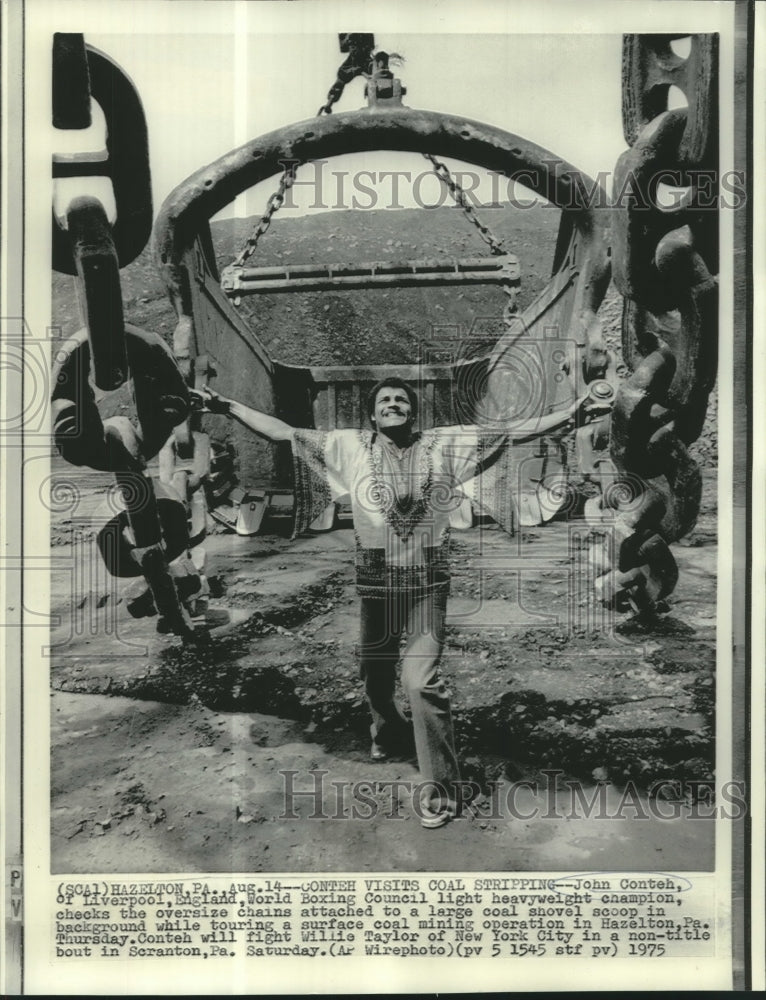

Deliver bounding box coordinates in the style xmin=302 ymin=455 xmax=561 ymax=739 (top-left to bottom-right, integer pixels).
xmin=506 ymin=395 xmax=585 ymax=442
xmin=192 ymin=388 xmax=295 ymax=442
xmin=460 ymin=393 xmax=602 ymax=443
xmin=508 ymin=391 xmax=613 ymax=441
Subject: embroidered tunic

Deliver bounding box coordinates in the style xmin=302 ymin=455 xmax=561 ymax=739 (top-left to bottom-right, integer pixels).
xmin=291 ymin=427 xmax=516 ymax=598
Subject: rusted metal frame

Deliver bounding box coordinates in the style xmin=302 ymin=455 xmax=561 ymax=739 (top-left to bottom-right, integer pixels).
xmin=155 ymin=109 xmax=609 ymax=284
xmin=490 ymin=213 xmax=610 ymax=383
xmin=491 ymin=263 xmax=574 ymax=359
xmin=181 ymin=233 xmax=280 ymax=502
xmin=153 ymin=110 xmax=609 ymax=545
xmin=488 ymin=234 xmax=613 ymax=414
xmin=167 ymin=233 xmax=276 ymax=387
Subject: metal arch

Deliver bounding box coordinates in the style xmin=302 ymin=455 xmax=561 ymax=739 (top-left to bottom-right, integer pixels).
xmin=153 ymin=109 xmax=612 ymax=502
xmin=153 ymin=107 xmax=610 ymax=325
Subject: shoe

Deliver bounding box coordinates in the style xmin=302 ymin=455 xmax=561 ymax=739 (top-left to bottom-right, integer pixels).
xmin=419 ymin=806 xmax=451 ymax=829
xmin=371 ymin=739 xmax=388 ymax=762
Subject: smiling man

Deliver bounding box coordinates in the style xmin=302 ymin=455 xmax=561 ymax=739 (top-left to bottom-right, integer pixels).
xmin=196 ymin=377 xmax=583 ymax=828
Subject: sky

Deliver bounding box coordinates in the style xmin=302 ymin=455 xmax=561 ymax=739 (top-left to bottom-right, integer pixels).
xmin=37 ymin=0 xmax=730 ymax=230
xmin=76 ymin=29 xmax=626 ymax=222
xmin=44 ymin=4 xmax=639 ymax=226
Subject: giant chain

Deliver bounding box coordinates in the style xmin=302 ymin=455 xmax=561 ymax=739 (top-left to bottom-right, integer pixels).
xmin=583 ymin=34 xmax=718 ymax=611
xmin=51 ymin=34 xmax=210 ymax=637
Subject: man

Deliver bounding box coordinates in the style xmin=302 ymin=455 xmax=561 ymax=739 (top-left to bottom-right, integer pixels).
xmin=196 ymin=377 xmax=584 ymax=828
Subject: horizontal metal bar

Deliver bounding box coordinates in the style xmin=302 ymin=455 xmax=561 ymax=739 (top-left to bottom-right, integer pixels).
xmin=232 ymin=255 xmax=517 ymax=278
xmin=224 ymin=273 xmax=522 ymax=294
xmin=221 ymin=256 xmax=520 ymax=295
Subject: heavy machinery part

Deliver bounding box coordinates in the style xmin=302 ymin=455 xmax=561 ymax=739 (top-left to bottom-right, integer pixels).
xmin=97 ymin=480 xmax=190 ymax=578
xmin=364 ymin=50 xmax=407 ymax=109
xmin=155 ymin=109 xmax=609 ymax=338
xmin=590 ymin=32 xmax=719 ymax=611
xmin=154 ymin=108 xmax=610 ymax=498
xmin=51 ymin=327 xmax=196 ymax=636
xmin=51 ymin=33 xmax=194 ymax=634
xmin=621 ymin=33 xmax=718 ymax=166
xmin=52 ymin=39 xmax=153 ymax=273
xmin=158 ymin=427 xmax=213 ymax=611
xmin=318 ymin=33 xmax=377 ymax=115
xmin=51 ymin=325 xmax=191 ymax=469
xmin=64 ymin=196 xmax=128 ymax=391
xmin=221 ymin=255 xmax=520 ymax=296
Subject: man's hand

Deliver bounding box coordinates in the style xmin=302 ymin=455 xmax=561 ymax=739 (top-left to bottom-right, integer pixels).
xmin=190 ymin=389 xmax=294 ymax=441
xmin=190 ymin=387 xmax=231 ymax=415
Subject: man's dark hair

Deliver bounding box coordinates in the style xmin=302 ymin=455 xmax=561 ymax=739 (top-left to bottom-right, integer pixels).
xmin=366 ymin=377 xmax=419 ymax=424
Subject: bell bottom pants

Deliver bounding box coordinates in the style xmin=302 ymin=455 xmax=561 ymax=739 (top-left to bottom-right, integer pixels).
xmin=358 ymin=589 xmax=460 ymax=813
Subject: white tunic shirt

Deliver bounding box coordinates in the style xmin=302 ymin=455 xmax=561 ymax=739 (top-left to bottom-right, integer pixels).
xmin=291 ymin=427 xmax=516 ymax=597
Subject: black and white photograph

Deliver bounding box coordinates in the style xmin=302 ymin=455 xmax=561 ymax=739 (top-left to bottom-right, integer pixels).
xmin=1 ymin=0 xmax=762 ymax=993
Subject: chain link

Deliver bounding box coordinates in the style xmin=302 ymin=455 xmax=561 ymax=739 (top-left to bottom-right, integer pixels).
xmin=317 ymin=33 xmax=377 ymax=116
xmin=423 ymin=153 xmax=507 ymax=256
xmin=232 ymin=38 xmax=369 ymax=270
xmin=423 ymin=152 xmax=518 ymax=323
xmin=51 ymin=326 xmax=200 ymax=636
xmin=584 ymin=33 xmax=718 ymax=612
xmin=51 ymin=34 xmax=200 ymax=637
xmin=231 ymin=163 xmax=298 ymax=269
